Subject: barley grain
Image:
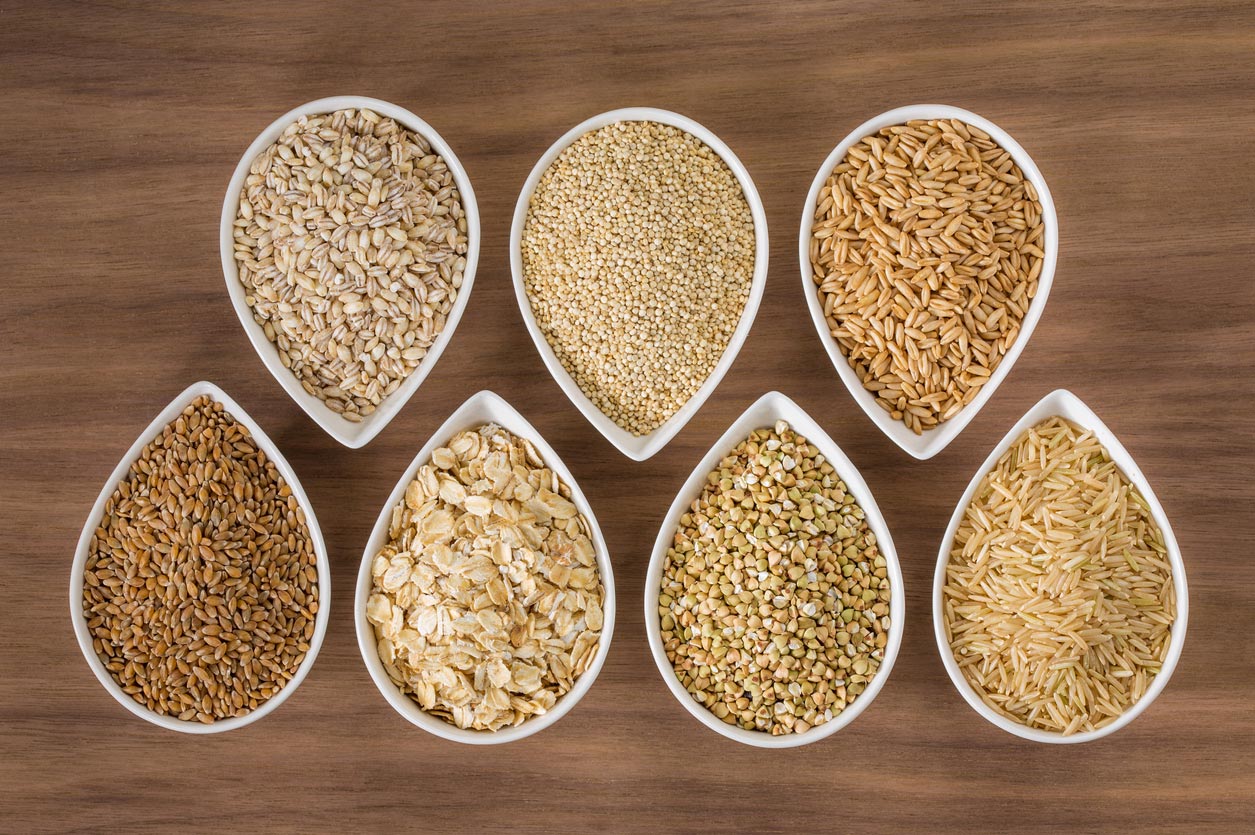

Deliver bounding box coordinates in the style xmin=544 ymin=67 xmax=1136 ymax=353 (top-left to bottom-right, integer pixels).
xmin=942 ymin=417 xmax=1175 ymax=734
xmin=233 ymin=108 xmax=467 ymax=422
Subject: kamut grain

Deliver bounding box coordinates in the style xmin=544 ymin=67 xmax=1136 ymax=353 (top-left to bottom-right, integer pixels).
xmin=809 ymin=119 xmax=1045 ymax=434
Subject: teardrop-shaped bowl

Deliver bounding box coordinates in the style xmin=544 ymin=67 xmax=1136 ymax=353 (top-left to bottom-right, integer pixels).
xmin=354 ymin=390 xmax=616 ymax=744
xmin=799 ymin=104 xmax=1058 ymax=460
xmin=70 ymin=381 xmax=331 ymax=733
xmin=644 ymin=391 xmax=905 ymax=747
xmin=511 ymin=107 xmax=769 ymax=461
xmin=932 ymin=389 xmax=1188 ymax=742
xmin=221 ymin=96 xmax=480 ymax=448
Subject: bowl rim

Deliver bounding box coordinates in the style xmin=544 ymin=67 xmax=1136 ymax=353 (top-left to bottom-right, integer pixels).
xmin=931 ymin=388 xmax=1190 ymax=743
xmin=219 ymin=95 xmax=481 ymax=449
xmin=643 ymin=390 xmax=905 ymax=748
xmin=353 ymin=389 xmax=617 ymax=744
xmin=509 ymin=106 xmax=770 ymax=462
xmin=797 ymin=103 xmax=1059 ymax=460
xmin=69 ymin=380 xmax=332 ymax=734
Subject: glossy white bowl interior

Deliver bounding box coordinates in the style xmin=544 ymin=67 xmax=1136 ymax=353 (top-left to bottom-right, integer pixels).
xmin=932 ymin=389 xmax=1189 ymax=743
xmin=644 ymin=391 xmax=905 ymax=747
xmin=799 ymin=104 xmax=1058 ymax=460
xmin=354 ymin=389 xmax=616 ymax=744
xmin=220 ymin=96 xmax=480 ymax=448
xmin=510 ymin=107 xmax=769 ymax=461
xmin=70 ymin=381 xmax=332 ymax=734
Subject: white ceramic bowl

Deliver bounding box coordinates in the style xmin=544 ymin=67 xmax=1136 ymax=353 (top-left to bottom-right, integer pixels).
xmin=799 ymin=104 xmax=1059 ymax=460
xmin=70 ymin=381 xmax=331 ymax=734
xmin=354 ymin=389 xmax=616 ymax=744
xmin=510 ymin=107 xmax=770 ymax=461
xmin=644 ymin=391 xmax=905 ymax=747
xmin=932 ymin=389 xmax=1189 ymax=743
xmin=220 ymin=96 xmax=480 ymax=448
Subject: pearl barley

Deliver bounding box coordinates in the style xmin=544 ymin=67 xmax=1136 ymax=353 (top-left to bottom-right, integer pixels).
xmin=232 ymin=108 xmax=468 ymax=423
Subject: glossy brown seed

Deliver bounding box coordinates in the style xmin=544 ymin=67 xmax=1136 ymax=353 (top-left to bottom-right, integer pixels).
xmin=82 ymin=396 xmax=317 ymax=723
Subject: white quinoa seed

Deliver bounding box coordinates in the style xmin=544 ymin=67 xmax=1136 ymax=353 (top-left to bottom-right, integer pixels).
xmin=521 ymin=121 xmax=755 ymax=436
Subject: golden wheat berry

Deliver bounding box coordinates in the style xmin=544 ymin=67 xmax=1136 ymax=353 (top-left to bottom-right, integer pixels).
xmin=83 ymin=397 xmax=318 ymax=724
xmin=809 ymin=119 xmax=1045 ymax=434
xmin=232 ymin=108 xmax=467 ymax=422
xmin=660 ymin=421 xmax=890 ymax=735
xmin=522 ymin=120 xmax=755 ymax=436
xmin=942 ymin=417 xmax=1175 ymax=735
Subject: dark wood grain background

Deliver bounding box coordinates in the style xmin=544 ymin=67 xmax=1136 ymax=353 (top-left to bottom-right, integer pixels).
xmin=3 ymin=1 xmax=1254 ymax=832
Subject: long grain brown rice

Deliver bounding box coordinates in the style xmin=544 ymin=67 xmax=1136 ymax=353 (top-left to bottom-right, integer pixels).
xmin=942 ymin=416 xmax=1175 ymax=734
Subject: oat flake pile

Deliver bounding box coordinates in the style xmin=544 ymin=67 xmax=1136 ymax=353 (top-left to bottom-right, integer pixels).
xmin=367 ymin=423 xmax=605 ymax=731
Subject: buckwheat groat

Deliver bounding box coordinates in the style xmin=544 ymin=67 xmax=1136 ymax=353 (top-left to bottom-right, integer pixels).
xmin=660 ymin=421 xmax=890 ymax=735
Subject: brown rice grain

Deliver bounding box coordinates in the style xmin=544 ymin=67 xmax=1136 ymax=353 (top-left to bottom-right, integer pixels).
xmin=941 ymin=416 xmax=1175 ymax=734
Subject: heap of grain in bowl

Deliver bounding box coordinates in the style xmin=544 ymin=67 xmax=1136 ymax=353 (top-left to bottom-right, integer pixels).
xmin=942 ymin=417 xmax=1176 ymax=735
xmin=366 ymin=423 xmax=604 ymax=731
xmin=232 ymin=107 xmax=468 ymax=422
xmin=82 ymin=397 xmax=318 ymax=724
xmin=659 ymin=421 xmax=890 ymax=735
xmin=809 ymin=119 xmax=1045 ymax=434
xmin=521 ymin=120 xmax=755 ymax=436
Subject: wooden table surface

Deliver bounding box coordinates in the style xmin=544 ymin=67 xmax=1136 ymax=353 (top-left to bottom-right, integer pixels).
xmin=3 ymin=2 xmax=1254 ymax=832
